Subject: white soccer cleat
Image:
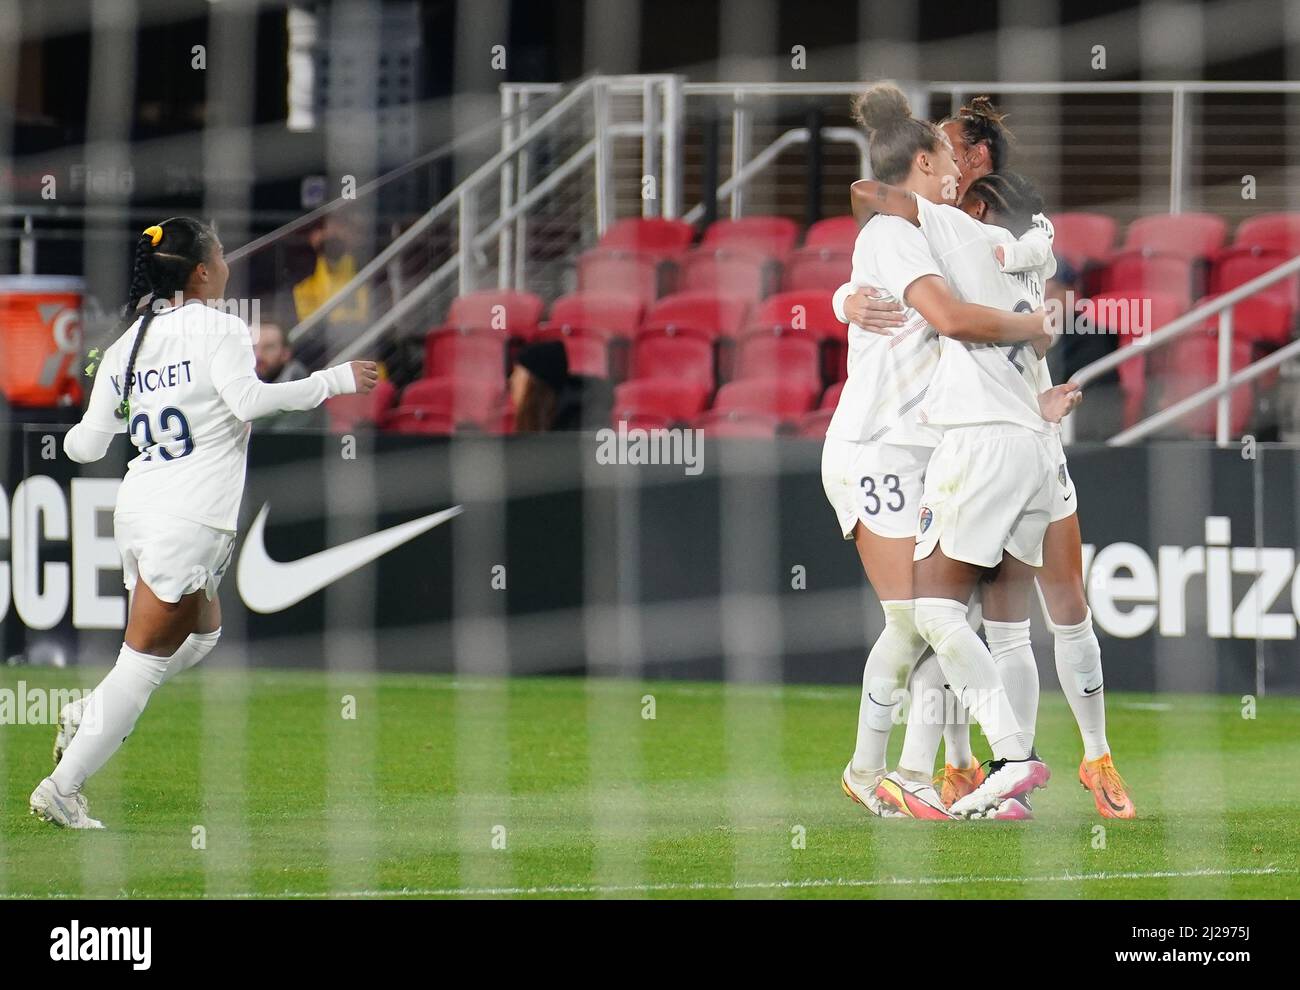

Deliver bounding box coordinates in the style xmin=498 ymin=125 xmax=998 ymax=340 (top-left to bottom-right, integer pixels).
xmin=841 ymin=763 xmax=906 ymax=819
xmin=977 ymin=795 xmax=1034 ymax=821
xmin=873 ymin=771 xmax=956 ymax=820
xmin=29 ymin=778 xmax=105 ymax=830
xmin=949 ymin=757 xmax=1050 ymax=819
xmin=53 ymin=697 xmax=87 ymax=768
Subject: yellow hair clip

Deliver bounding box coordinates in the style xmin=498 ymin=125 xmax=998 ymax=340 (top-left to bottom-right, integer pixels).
xmin=143 ymin=224 xmax=163 ymax=246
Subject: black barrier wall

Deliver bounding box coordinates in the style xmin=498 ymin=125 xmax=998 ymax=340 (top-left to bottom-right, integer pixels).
xmin=2 ymin=425 xmax=1298 ymax=694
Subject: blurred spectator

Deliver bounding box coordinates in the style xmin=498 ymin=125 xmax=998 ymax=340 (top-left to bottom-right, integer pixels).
xmin=510 ymin=341 xmax=613 ymax=432
xmin=292 ymin=211 xmax=370 ymax=366
xmin=253 ymin=320 xmax=324 ymax=431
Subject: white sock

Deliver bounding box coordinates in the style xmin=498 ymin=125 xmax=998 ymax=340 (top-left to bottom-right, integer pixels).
xmin=898 ymin=652 xmax=948 ymax=777
xmin=851 ymin=601 xmax=929 ymax=775
xmin=50 ymin=643 xmax=169 ymax=794
xmin=1051 ymin=608 xmax=1110 ymax=760
xmin=160 ymin=628 xmax=221 ymax=685
xmin=914 ymin=597 xmax=1029 ymax=761
xmin=984 ymin=618 xmax=1039 ymax=752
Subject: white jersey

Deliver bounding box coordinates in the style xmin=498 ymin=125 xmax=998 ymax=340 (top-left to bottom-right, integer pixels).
xmin=912 ymin=196 xmax=1051 ymax=435
xmin=825 ymin=214 xmax=944 ymax=447
xmin=71 ymin=301 xmax=353 ymax=531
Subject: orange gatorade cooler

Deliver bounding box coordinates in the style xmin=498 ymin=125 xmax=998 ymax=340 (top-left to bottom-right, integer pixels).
xmin=0 ymin=276 xmax=86 ymax=407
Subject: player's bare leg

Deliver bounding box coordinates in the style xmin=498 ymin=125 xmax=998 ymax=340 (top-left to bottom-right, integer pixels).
xmin=841 ymin=522 xmax=928 ymax=818
xmin=1039 ymin=514 xmax=1135 ymax=818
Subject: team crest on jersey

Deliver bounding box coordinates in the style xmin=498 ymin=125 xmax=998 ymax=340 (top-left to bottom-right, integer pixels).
xmin=1058 ymin=464 xmax=1068 ymax=488
xmin=918 ymin=506 xmax=933 ymax=534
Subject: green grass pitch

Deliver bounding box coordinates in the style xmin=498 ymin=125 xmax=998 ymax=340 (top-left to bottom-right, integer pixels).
xmin=1 ymin=666 xmax=1297 ymax=899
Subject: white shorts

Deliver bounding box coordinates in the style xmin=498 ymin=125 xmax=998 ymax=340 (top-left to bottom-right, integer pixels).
xmin=821 ymin=438 xmax=933 ymax=540
xmin=115 ymin=512 xmax=236 ymax=604
xmin=914 ymin=424 xmax=1056 ymax=569
xmin=1048 ymin=435 xmax=1078 ymax=523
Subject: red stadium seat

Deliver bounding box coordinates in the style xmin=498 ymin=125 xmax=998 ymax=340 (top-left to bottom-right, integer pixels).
xmin=1085 ymin=291 xmax=1188 ymax=426
xmin=711 ymin=377 xmax=819 ymax=419
xmin=1198 ymin=294 xmax=1294 ymax=350
xmin=384 ymin=408 xmax=457 ymax=435
xmin=1157 ymin=331 xmax=1254 ymax=437
xmin=782 ymin=248 xmax=853 ymax=293
xmin=679 ymin=248 xmax=774 ymax=298
xmin=1208 ymin=246 xmax=1300 ymax=311
xmin=543 ymin=292 xmax=643 ymax=339
xmin=733 ymin=331 xmax=821 ymax=388
xmin=820 ymin=380 xmax=844 ymax=410
xmin=802 ymin=215 xmax=859 ymax=252
xmin=1233 ymin=212 xmax=1300 ymax=253
xmin=750 ymin=291 xmax=844 ymax=339
xmin=423 ymin=328 xmax=506 ymax=380
xmin=630 ymin=332 xmax=715 ymax=385
xmin=576 ymin=250 xmax=669 ymax=304
xmin=795 ymin=408 xmax=835 ymax=438
xmin=641 ymin=292 xmax=750 ymax=340
xmin=611 ymin=378 xmax=711 ymax=428
xmin=326 ymin=379 xmax=396 ymax=432
xmin=692 ymin=409 xmax=783 ymax=437
xmin=1097 ymin=251 xmax=1198 ymax=308
xmin=443 ymin=290 xmax=544 ymax=337
xmin=1051 ymin=212 xmax=1118 ymax=270
xmin=701 ymin=216 xmax=800 ymax=260
xmin=597 ymin=217 xmax=696 ymax=257
xmin=394 ymin=377 xmax=505 ymax=430
xmin=1121 ymin=213 xmax=1227 ymax=260
xmin=534 ymin=327 xmax=609 ymax=378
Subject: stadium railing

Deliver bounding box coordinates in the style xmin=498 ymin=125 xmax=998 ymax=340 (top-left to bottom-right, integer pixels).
xmin=1068 ymin=251 xmax=1300 ymax=446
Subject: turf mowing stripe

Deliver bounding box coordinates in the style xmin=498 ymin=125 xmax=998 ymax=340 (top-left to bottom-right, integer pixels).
xmin=450 ymin=441 xmax=511 ymax=895
xmin=0 ymin=864 xmax=1271 ymax=899
xmin=721 ymin=441 xmax=785 ymax=899
xmin=584 ymin=462 xmax=648 ymax=898
xmin=324 ymin=450 xmax=381 ymax=898
xmin=202 ymin=655 xmax=250 ymax=896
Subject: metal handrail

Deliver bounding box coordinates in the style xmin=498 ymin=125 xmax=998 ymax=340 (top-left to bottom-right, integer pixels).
xmin=332 ymin=138 xmax=599 ymax=364
xmin=681 ymin=126 xmax=869 ymax=225
xmin=286 ymin=76 xmax=595 ymax=346
xmin=227 ymin=93 xmax=565 ymax=266
xmin=1068 ymin=252 xmax=1300 ymax=446
xmin=1071 ymin=256 xmax=1300 ymax=388
xmin=1109 ymin=336 xmax=1300 ymax=446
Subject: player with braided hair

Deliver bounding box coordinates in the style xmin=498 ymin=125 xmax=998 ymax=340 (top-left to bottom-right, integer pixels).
xmin=30 ymin=217 xmax=378 ymax=829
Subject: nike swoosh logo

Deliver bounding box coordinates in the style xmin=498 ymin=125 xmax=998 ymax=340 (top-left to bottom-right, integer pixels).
xmin=1063 ymin=492 xmax=1073 ymax=501
xmin=1083 ymin=683 xmax=1103 ymax=696
xmin=237 ymin=502 xmax=464 ymax=614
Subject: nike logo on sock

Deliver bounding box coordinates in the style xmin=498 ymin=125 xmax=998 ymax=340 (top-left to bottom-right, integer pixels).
xmin=237 ymin=503 xmax=463 ymax=614
xmin=1083 ymin=683 xmax=1104 ymax=696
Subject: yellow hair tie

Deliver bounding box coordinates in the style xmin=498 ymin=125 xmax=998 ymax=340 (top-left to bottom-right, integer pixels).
xmin=143 ymin=225 xmax=163 ymax=246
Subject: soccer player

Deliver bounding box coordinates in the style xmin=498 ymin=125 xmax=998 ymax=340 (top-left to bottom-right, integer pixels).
xmin=30 ymin=217 xmax=377 ymax=829
xmin=826 ymin=83 xmax=1061 ymax=820
xmin=844 ymin=99 xmax=1135 ymax=820
xmin=848 ymin=156 xmax=1084 ymax=817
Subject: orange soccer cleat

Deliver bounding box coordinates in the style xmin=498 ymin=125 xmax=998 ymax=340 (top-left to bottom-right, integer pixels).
xmin=935 ymin=760 xmax=986 ymax=808
xmin=1079 ymin=753 xmax=1136 ymax=819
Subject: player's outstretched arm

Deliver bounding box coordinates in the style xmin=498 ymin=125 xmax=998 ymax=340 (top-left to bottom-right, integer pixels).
xmin=904 ymin=275 xmax=1049 ymax=346
xmin=850 ymin=179 xmax=920 ymax=227
xmin=64 ymin=346 xmax=126 ymax=463
xmin=209 ymin=319 xmax=377 ymax=422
